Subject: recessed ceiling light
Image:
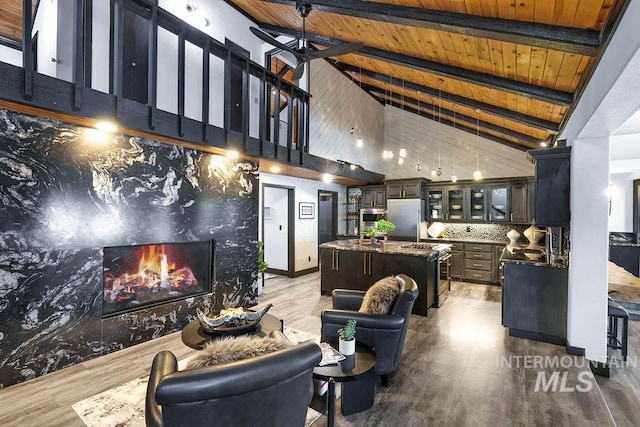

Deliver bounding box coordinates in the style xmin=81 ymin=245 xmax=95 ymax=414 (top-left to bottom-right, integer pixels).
xmin=95 ymin=121 xmax=117 ymax=133
xmin=540 ymin=141 xmax=548 ymax=147
xmin=323 ymin=173 xmax=333 ymax=183
xmin=350 ymin=164 xmax=357 ymax=170
xmin=226 ymin=150 xmax=239 ymax=159
xmin=270 ymin=166 xmax=281 ymax=173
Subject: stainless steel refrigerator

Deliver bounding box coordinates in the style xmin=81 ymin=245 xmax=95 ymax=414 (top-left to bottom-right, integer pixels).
xmin=386 ymin=199 xmax=425 ymax=241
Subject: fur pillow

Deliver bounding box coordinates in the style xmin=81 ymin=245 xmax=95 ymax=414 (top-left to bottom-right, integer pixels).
xmin=186 ymin=335 xmax=290 ymax=369
xmin=359 ymin=276 xmax=401 ymax=314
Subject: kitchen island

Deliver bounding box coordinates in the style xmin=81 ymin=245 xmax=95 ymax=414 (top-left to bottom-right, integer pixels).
xmin=500 ymin=248 xmax=568 ymax=346
xmin=319 ymin=239 xmax=442 ymax=316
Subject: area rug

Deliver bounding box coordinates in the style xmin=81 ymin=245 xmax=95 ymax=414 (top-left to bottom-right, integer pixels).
xmin=72 ymin=327 xmax=322 ymax=427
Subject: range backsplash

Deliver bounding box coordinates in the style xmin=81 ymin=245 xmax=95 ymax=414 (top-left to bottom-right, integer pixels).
xmin=435 ymin=223 xmax=531 ymax=242
xmin=0 ymin=109 xmax=258 ymax=388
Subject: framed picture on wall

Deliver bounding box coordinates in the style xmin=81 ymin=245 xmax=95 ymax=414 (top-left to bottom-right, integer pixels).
xmin=299 ymin=202 xmax=315 ymax=219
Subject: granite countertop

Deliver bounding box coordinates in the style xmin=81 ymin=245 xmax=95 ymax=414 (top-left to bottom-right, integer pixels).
xmin=500 ymin=247 xmax=567 ymax=269
xmin=319 ymin=239 xmax=440 ymax=258
xmin=609 ymin=232 xmax=639 ymax=246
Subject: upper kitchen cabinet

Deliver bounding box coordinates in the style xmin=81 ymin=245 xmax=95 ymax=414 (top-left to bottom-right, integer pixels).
xmin=511 ymin=179 xmax=532 ymax=223
xmin=386 ymin=178 xmax=428 ymax=199
xmin=446 ymin=187 xmax=466 ymax=221
xmin=360 ymin=185 xmax=386 ymax=209
xmin=467 ymin=186 xmax=487 ymax=221
xmin=487 ymin=185 xmax=511 ymax=222
xmin=527 ymin=147 xmax=571 ymax=227
xmin=427 ymin=188 xmax=445 ymax=221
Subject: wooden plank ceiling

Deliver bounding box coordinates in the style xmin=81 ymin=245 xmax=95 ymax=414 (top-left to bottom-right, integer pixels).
xmin=229 ymin=0 xmax=620 ymax=150
xmin=0 ymin=0 xmax=36 ymax=45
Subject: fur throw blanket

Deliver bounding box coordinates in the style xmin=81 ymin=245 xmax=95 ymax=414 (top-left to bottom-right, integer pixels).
xmin=359 ymin=276 xmax=401 ymax=314
xmin=186 ymin=335 xmax=290 ymax=369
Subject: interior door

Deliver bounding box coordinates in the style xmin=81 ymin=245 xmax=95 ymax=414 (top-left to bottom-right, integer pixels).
xmin=318 ymin=191 xmax=337 ymax=244
xmin=263 ymin=186 xmax=290 ymax=272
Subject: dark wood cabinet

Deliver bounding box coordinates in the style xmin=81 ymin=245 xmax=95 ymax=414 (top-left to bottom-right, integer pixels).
xmin=502 ymin=263 xmax=568 ymax=345
xmin=609 ymin=245 xmax=640 ymax=277
xmin=527 ymin=147 xmax=571 ymax=227
xmin=511 ymin=181 xmax=529 ymax=223
xmin=425 ymin=177 xmax=534 ymax=224
xmin=464 ymin=243 xmax=493 ymax=282
xmin=320 ymin=246 xmax=437 ymax=316
xmin=449 ymin=250 xmax=464 ymax=279
xmin=385 ymin=179 xmax=427 ymax=199
xmin=385 ymin=253 xmax=435 ymax=316
xmin=360 ymin=185 xmax=386 ymax=208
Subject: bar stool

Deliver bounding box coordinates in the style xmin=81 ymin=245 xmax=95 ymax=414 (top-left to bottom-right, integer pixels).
xmin=607 ymin=300 xmax=629 ymax=361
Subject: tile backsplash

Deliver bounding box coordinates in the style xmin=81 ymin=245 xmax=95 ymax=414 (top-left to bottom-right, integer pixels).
xmin=428 ymin=222 xmax=533 ymax=243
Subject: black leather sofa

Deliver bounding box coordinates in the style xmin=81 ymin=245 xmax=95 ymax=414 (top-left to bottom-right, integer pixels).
xmin=145 ymin=336 xmax=321 ymax=427
xmin=320 ymin=274 xmax=418 ymax=385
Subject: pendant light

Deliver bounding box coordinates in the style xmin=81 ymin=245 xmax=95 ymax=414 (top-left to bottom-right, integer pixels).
xmin=473 ymin=108 xmax=482 ymax=180
xmin=383 ymin=72 xmax=394 ymax=160
xmin=399 ymin=78 xmax=407 ymax=165
xmin=436 ymin=80 xmax=443 ymax=177
xmin=416 ymin=94 xmax=421 ymax=172
xmin=431 ymin=101 xmax=437 ymax=177
xmin=451 ymin=109 xmax=458 ymax=182
xmin=356 ymin=61 xmax=364 ymax=148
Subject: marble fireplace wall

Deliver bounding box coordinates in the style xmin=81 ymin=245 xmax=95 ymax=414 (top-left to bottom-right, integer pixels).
xmin=0 ymin=109 xmax=259 ymax=388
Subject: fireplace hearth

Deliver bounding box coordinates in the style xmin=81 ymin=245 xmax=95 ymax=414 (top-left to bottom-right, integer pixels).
xmin=103 ymin=240 xmax=214 ymax=317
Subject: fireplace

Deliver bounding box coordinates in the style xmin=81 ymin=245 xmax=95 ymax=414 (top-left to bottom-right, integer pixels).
xmin=102 ymin=240 xmax=214 ymax=317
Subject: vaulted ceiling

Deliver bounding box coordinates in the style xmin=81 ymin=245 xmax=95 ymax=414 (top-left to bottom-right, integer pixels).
xmin=228 ymin=0 xmax=627 ymax=151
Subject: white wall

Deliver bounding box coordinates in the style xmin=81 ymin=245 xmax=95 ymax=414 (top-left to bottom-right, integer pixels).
xmin=0 ymin=44 xmax=22 ymax=67
xmin=383 ymin=105 xmax=535 ymax=180
xmin=31 ymin=0 xmax=58 ymax=78
xmin=309 ymin=59 xmax=385 ymax=174
xmin=561 ymin=0 xmax=640 ymax=362
xmin=608 ymin=172 xmax=640 ymax=232
xmin=259 ymin=172 xmax=346 ymax=273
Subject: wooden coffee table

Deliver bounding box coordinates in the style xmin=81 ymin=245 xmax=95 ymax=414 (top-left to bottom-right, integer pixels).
xmin=313 ymin=347 xmax=376 ymax=427
xmin=181 ymin=313 xmax=283 ymax=349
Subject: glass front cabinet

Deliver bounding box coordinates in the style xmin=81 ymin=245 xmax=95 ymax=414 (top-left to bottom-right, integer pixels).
xmin=446 ymin=188 xmax=465 ymax=221
xmin=487 ymin=186 xmax=510 ymax=222
xmin=427 ymin=189 xmax=445 ymax=220
xmin=467 ymin=186 xmax=486 ymax=221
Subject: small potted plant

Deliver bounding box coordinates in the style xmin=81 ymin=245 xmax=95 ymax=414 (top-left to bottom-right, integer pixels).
xmin=337 ymin=318 xmax=357 ymax=355
xmin=257 ymin=241 xmax=268 ymax=295
xmin=375 ymin=219 xmax=396 ymax=240
xmin=364 ymin=227 xmax=378 ymax=244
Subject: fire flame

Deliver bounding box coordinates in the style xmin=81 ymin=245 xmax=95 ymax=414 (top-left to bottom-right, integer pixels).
xmin=138 ymin=245 xmax=176 ymax=282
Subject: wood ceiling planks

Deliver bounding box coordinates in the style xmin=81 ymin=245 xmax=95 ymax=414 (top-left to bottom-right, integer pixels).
xmin=0 ymin=0 xmax=30 ymax=44
xmin=228 ymin=0 xmax=625 ymax=148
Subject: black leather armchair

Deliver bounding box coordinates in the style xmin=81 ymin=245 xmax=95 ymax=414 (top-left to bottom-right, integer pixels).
xmin=321 ymin=274 xmax=418 ymax=385
xmin=145 ymin=335 xmax=321 ymax=427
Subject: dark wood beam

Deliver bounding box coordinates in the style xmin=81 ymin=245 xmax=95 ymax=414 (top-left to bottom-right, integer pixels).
xmin=383 ymin=97 xmax=532 ymax=152
xmin=361 ymin=83 xmax=543 ymax=146
xmin=260 ymin=23 xmax=574 ymax=106
xmin=336 ymin=62 xmax=560 ymax=133
xmin=260 ymin=0 xmax=599 ymax=56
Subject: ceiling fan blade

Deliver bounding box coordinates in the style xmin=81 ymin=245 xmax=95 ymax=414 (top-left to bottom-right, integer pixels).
xmin=250 ymin=27 xmax=302 ymax=59
xmin=305 ymin=42 xmax=365 ymax=59
xmin=292 ymin=61 xmax=307 ymax=81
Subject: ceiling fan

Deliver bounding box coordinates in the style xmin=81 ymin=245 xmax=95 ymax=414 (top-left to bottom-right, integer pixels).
xmin=250 ymin=3 xmax=364 ymax=81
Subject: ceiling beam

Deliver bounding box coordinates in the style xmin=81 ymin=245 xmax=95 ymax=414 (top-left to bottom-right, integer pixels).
xmin=381 ymin=97 xmax=531 ymax=152
xmin=261 ymin=0 xmax=599 ymax=56
xmin=261 ymin=23 xmax=575 ymax=106
xmin=360 ymin=83 xmax=543 ymax=146
xmin=336 ymin=62 xmax=560 ymax=133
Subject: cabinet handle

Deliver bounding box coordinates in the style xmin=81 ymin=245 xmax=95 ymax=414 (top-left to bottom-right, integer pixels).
xmin=511 ymin=213 xmax=514 ymax=221
xmin=473 ymin=263 xmax=482 ymax=267
xmin=363 ymin=253 xmax=367 ymax=274
xmin=336 ymin=250 xmax=339 ymax=270
xmin=472 ymin=246 xmax=482 ymax=250
xmin=473 ymin=274 xmax=483 ymax=278
xmin=332 ymin=250 xmax=335 ymax=270
xmin=473 ymin=254 xmax=483 ymax=258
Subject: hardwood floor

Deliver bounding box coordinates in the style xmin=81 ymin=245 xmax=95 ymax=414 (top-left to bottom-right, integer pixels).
xmin=0 ymin=272 xmax=625 ymax=426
